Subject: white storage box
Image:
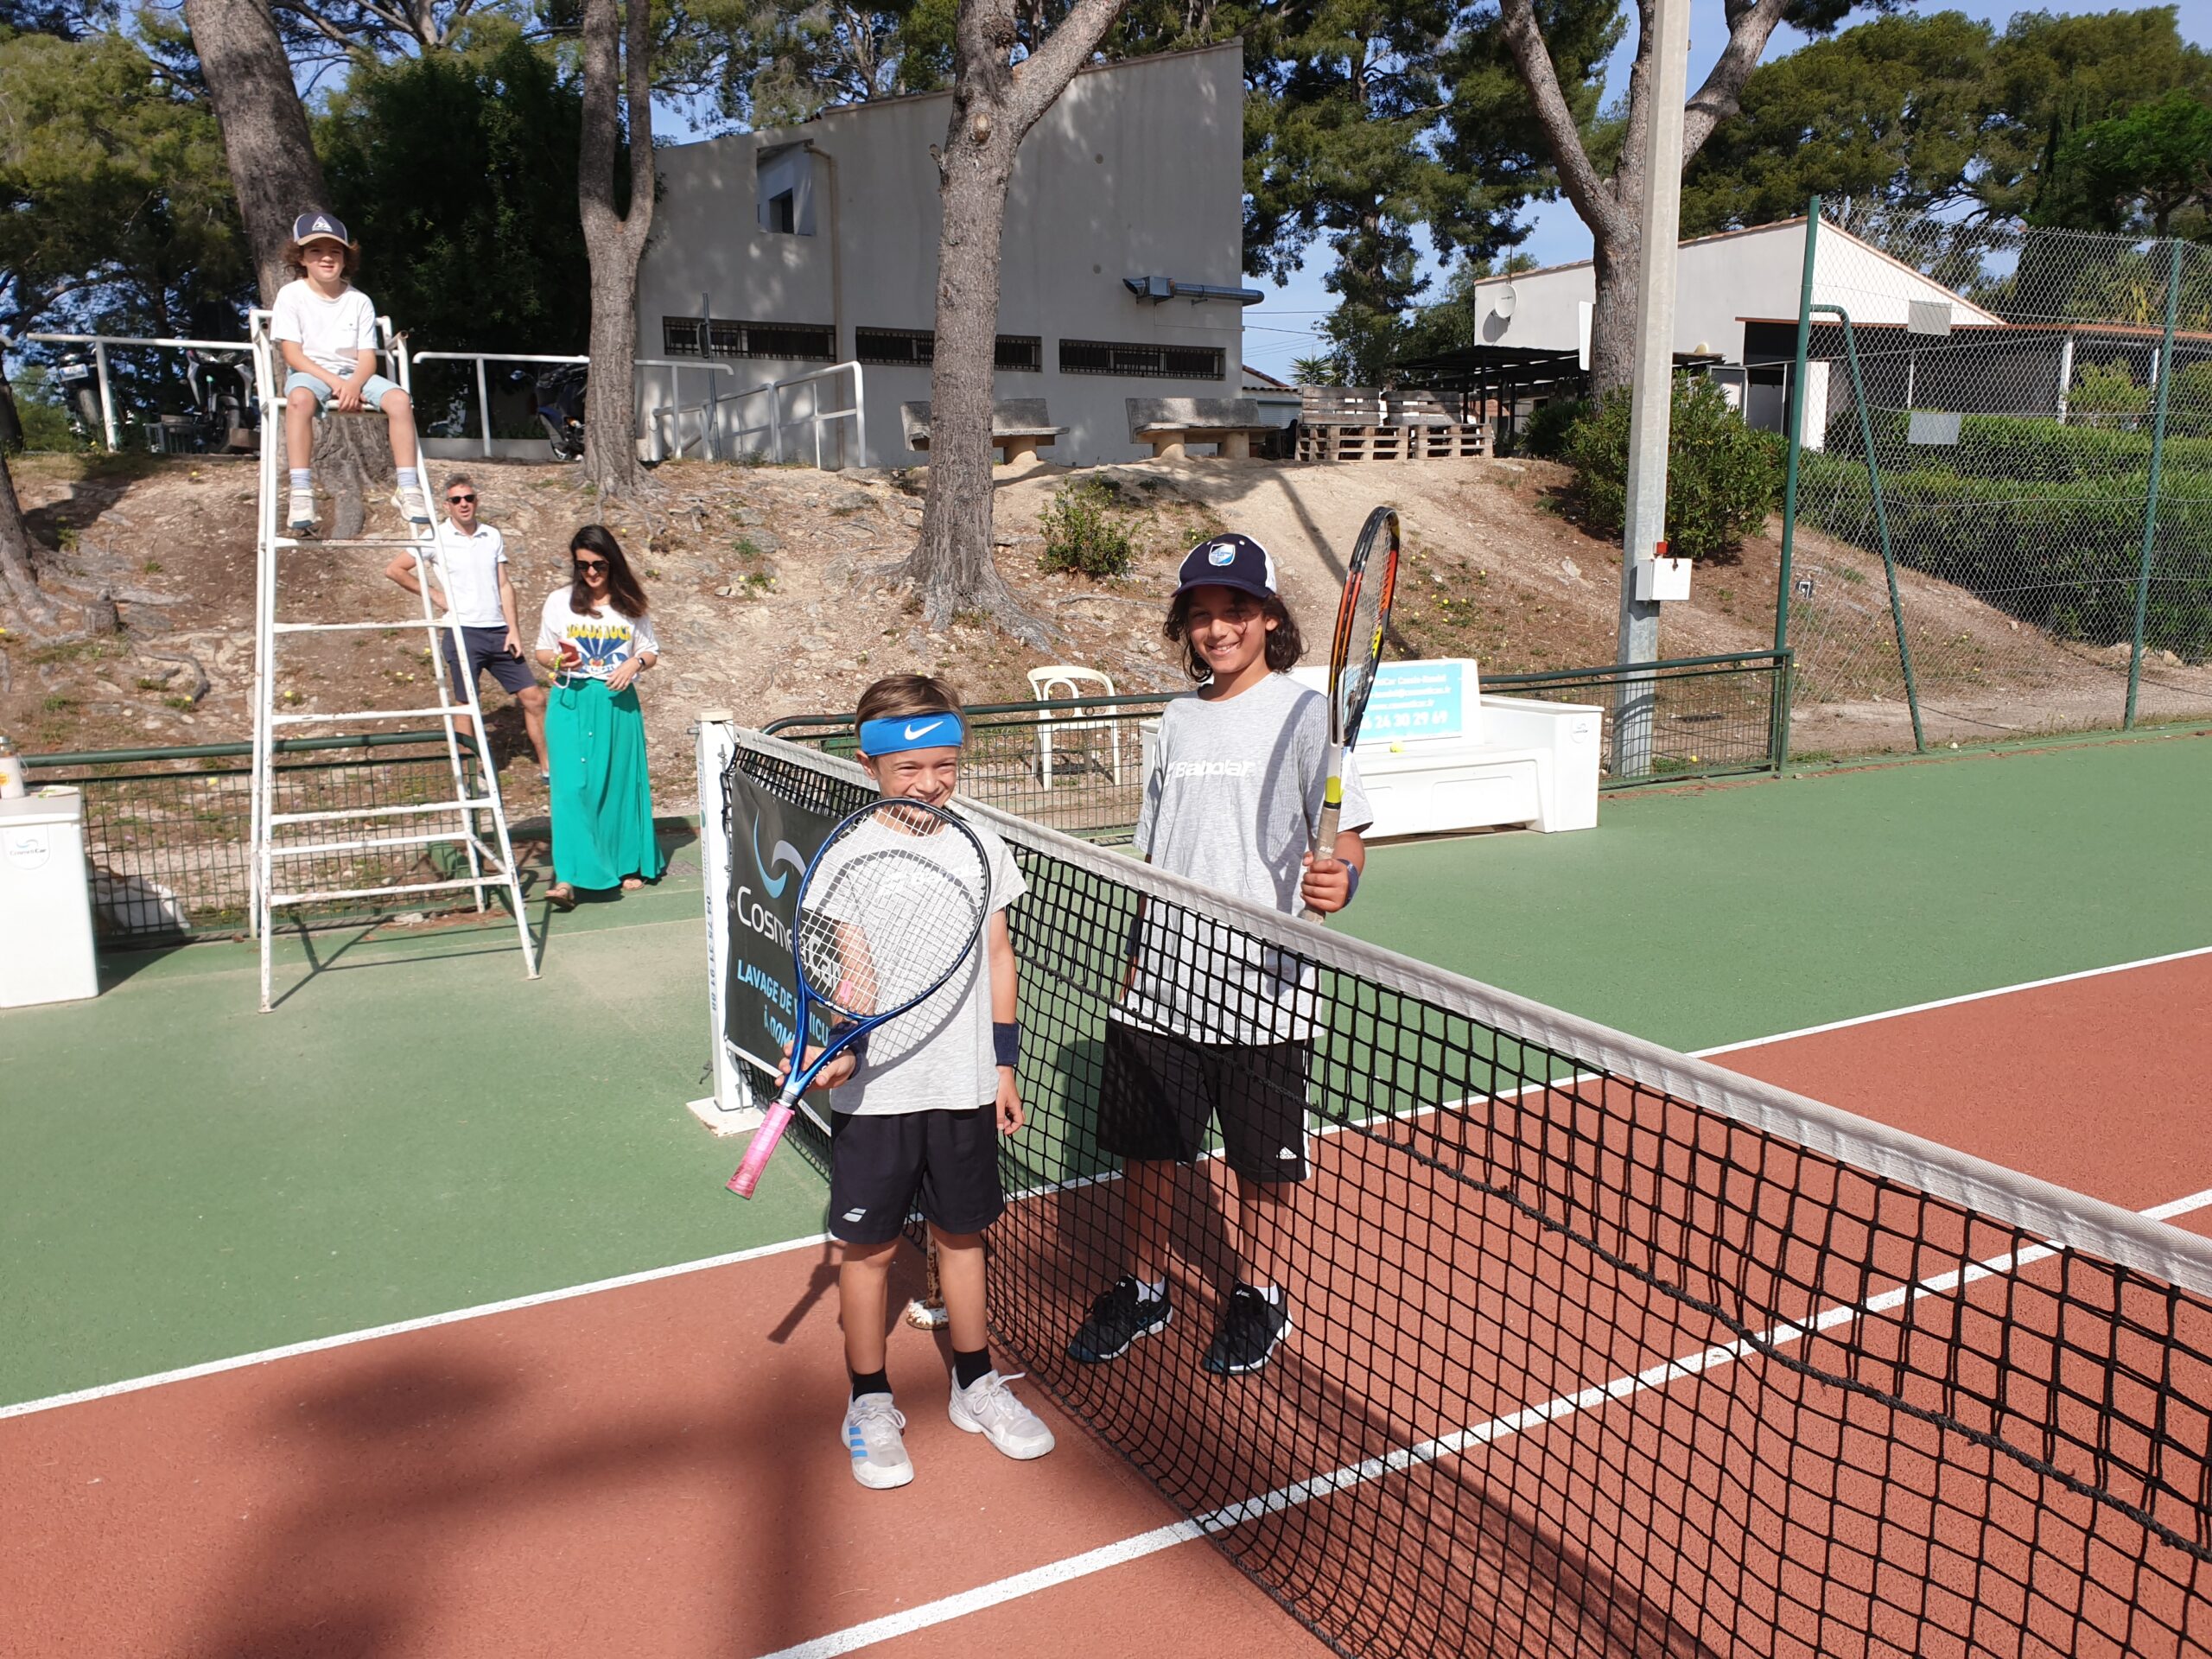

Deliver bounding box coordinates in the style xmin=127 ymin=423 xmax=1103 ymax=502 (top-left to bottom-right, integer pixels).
xmin=1 ymin=789 xmax=100 ymax=1007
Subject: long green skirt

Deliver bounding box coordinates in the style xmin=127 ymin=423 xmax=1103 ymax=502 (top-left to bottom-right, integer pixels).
xmin=546 ymin=677 xmax=663 ymax=888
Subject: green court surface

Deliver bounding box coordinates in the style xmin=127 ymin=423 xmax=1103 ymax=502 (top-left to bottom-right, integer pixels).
xmin=4 ymin=731 xmax=2208 ymax=1407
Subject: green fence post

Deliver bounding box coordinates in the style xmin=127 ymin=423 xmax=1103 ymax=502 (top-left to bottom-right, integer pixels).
xmin=2124 ymin=237 xmax=2183 ymax=731
xmin=1774 ymin=199 xmax=1820 ymax=659
xmin=1818 ymin=302 xmax=1925 ymax=753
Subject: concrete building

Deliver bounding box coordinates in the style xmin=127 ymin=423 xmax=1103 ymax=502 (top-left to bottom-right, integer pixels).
xmin=1467 ymin=219 xmax=2002 ymax=433
xmin=635 ymin=42 xmax=1255 ymax=468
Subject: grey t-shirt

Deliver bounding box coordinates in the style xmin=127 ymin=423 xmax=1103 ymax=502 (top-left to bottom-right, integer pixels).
xmin=1119 ymin=673 xmax=1372 ymax=1045
xmin=825 ymin=808 xmax=1026 ymax=1117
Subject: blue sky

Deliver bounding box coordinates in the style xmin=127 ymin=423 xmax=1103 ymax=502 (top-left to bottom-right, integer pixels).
xmin=1239 ymin=0 xmax=2212 ymax=377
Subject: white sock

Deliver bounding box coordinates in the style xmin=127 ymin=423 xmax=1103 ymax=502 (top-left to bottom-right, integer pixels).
xmin=396 ymin=467 xmax=421 ymax=489
xmin=289 ymin=469 xmax=311 ymax=490
xmin=1134 ymin=1278 xmax=1166 ymax=1303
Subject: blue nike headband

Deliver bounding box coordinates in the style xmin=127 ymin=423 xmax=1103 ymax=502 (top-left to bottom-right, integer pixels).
xmin=857 ymin=713 xmax=965 ymax=755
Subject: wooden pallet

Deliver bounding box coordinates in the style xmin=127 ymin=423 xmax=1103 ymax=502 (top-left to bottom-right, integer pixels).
xmin=1295 ymin=422 xmax=1490 ymax=461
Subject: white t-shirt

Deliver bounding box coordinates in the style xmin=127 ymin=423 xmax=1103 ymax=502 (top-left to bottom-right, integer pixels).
xmin=536 ymin=590 xmax=661 ymax=678
xmin=417 ymin=521 xmax=508 ymax=629
xmin=828 ymin=809 xmax=1025 ymax=1118
xmin=270 ymin=278 xmax=380 ymax=383
xmin=1118 ymin=673 xmax=1373 ymax=1046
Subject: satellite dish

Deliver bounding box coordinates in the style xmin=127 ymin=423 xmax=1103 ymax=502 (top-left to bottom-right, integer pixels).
xmin=1494 ymin=283 xmax=1518 ymax=320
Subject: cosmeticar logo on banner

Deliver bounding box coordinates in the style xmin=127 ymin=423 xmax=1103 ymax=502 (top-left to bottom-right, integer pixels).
xmin=722 ymin=765 xmax=838 ymax=1075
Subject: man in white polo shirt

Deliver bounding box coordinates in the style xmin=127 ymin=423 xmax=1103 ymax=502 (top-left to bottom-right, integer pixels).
xmin=384 ymin=475 xmax=550 ymax=779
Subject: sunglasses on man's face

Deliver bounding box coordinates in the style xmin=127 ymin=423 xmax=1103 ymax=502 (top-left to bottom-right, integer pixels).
xmin=575 ymin=558 xmax=608 ymax=572
xmin=447 ymin=493 xmax=476 ymax=505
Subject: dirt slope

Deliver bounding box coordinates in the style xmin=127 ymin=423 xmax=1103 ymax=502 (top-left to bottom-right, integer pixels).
xmin=10 ymin=450 xmax=2202 ymax=807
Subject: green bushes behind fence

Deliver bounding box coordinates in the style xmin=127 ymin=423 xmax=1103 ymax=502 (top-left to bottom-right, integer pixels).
xmin=1799 ymin=406 xmax=2212 ymax=664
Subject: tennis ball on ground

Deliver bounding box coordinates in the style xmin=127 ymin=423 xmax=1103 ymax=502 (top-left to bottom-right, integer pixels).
xmin=1389 ymin=742 xmax=1405 ymax=753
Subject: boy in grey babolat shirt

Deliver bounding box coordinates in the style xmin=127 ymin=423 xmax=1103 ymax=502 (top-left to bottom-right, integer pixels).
xmin=1071 ymin=533 xmax=1372 ymax=1378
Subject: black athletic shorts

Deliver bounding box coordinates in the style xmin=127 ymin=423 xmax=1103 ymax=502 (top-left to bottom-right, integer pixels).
xmin=440 ymin=624 xmax=537 ymax=697
xmin=828 ymin=1103 xmax=1005 ymax=1245
xmin=1097 ymin=1021 xmax=1311 ymax=1183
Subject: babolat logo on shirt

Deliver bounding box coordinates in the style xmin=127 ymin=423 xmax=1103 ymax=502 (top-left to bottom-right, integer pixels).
xmin=1207 ymin=542 xmax=1236 ymax=565
xmin=1166 ymin=760 xmax=1255 ymax=779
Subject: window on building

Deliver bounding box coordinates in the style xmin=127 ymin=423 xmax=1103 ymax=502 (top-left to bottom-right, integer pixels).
xmin=855 ymin=329 xmax=1045 ymax=372
xmin=856 ymin=327 xmax=933 ymax=365
xmin=755 ymin=145 xmax=817 ymax=236
xmin=661 ymin=317 xmax=835 ymax=362
xmin=1058 ymin=339 xmax=1224 ymax=380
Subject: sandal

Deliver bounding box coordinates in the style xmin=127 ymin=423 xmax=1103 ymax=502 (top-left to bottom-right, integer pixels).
xmin=547 ymin=881 xmax=577 ymax=912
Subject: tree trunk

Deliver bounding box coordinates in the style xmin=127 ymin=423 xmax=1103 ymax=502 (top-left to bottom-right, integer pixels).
xmin=181 ymin=0 xmax=331 ymax=307
xmin=888 ymin=0 xmax=1125 ymax=632
xmin=1587 ymin=230 xmax=1639 ymax=397
xmin=578 ymin=0 xmax=655 ymax=498
xmin=0 ymin=454 xmax=60 ymax=634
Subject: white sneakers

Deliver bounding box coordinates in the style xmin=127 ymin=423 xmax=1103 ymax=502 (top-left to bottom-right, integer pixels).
xmin=842 ymin=1371 xmax=1055 ymax=1490
xmin=392 ymin=483 xmax=433 ymax=526
xmin=283 ymin=482 xmax=430 ymax=535
xmin=950 ymin=1370 xmax=1057 ymax=1460
xmin=842 ymin=1395 xmax=914 ymax=1490
xmin=286 ymin=487 xmax=316 ymax=534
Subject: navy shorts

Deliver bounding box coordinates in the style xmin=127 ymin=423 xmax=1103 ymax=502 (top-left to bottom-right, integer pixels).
xmin=440 ymin=625 xmax=537 ymax=697
xmin=1097 ymin=1021 xmax=1311 ymax=1183
xmin=829 ymin=1103 xmax=1006 ymax=1244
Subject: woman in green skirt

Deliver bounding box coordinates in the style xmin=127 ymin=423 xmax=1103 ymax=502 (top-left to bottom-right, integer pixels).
xmin=534 ymin=524 xmax=663 ymax=909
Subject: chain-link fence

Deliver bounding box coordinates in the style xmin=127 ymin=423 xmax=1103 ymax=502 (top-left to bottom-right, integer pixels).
xmin=24 ymin=732 xmax=510 ymax=944
xmin=1777 ymin=213 xmax=2212 ymax=753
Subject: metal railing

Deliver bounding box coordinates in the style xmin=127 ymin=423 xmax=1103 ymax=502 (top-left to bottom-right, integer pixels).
xmin=1485 ymin=651 xmax=1794 ymax=783
xmin=725 ymin=360 xmax=868 ymax=470
xmin=24 ymin=731 xmax=516 ymax=944
xmin=408 ymin=350 xmax=743 ymax=461
xmin=766 ymin=656 xmax=1793 ymax=843
xmin=7 ymin=330 xmax=255 ymax=452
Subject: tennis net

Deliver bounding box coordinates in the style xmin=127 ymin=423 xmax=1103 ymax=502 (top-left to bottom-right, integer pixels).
xmin=726 ymin=729 xmax=2212 ymax=1659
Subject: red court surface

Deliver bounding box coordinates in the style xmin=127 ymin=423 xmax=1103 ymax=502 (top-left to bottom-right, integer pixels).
xmin=7 ymin=952 xmax=2209 ymax=1659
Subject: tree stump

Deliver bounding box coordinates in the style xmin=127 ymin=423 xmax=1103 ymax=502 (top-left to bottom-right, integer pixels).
xmin=314 ymin=410 xmax=397 ymax=541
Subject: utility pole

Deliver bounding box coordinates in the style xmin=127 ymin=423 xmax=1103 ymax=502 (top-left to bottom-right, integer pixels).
xmin=1612 ymin=0 xmax=1691 ymax=778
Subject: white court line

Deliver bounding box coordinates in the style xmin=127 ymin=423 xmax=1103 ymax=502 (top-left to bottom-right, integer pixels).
xmin=1691 ymin=944 xmax=2212 ymax=1059
xmin=0 ymin=1231 xmax=831 ymax=1422
xmin=752 ymin=1180 xmax=2212 ymax=1659
xmin=7 ymin=943 xmax=2207 ymax=1425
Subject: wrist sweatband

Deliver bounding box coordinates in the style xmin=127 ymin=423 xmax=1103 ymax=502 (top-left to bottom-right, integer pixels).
xmin=1344 ymin=863 xmax=1361 ymax=904
xmin=858 ymin=712 xmax=965 ymax=755
xmin=993 ymin=1021 xmax=1020 ymax=1069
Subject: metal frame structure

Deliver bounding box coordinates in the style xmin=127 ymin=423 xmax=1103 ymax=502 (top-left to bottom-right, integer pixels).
xmin=8 ymin=330 xmax=254 ymax=452
xmin=245 ymin=309 xmax=537 ymax=1009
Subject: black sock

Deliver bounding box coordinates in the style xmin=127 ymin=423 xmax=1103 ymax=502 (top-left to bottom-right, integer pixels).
xmin=849 ymin=1368 xmax=891 ymax=1402
xmin=952 ymin=1347 xmax=994 ymax=1389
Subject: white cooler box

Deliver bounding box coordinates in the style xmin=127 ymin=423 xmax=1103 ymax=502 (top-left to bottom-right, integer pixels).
xmin=1 ymin=789 xmax=101 ymax=1007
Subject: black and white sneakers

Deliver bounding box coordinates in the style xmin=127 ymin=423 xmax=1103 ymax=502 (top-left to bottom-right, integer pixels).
xmin=1068 ymin=1276 xmax=1293 ymax=1375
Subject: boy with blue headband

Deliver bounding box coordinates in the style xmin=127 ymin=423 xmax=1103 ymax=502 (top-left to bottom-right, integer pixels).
xmin=785 ymin=673 xmax=1053 ymax=1491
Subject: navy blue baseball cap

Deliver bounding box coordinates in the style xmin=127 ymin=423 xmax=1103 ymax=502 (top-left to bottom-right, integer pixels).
xmin=1174 ymin=532 xmax=1278 ymax=601
xmin=292 ymin=212 xmax=351 ymax=247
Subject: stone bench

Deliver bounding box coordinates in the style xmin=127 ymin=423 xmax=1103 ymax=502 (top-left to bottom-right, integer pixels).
xmin=1126 ymin=396 xmax=1278 ymax=460
xmin=899 ymin=398 xmax=1068 ymax=466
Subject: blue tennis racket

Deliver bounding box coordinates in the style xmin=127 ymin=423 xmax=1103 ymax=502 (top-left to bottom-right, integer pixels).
xmin=727 ymin=797 xmax=991 ymax=1198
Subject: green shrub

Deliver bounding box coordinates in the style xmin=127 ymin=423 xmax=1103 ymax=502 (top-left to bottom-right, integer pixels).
xmin=1514 ymin=396 xmax=1586 ymax=460
xmin=1038 ymin=479 xmax=1135 ymax=579
xmin=1560 ymin=378 xmax=1782 ymax=560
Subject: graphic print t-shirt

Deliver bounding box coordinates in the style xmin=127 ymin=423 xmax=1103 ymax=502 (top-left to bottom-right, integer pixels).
xmin=537 ymin=591 xmax=660 ymax=679
xmin=1118 ymin=673 xmax=1372 ymax=1046
xmin=825 ymin=808 xmax=1026 ymax=1118
xmin=270 ymin=279 xmax=380 ymax=382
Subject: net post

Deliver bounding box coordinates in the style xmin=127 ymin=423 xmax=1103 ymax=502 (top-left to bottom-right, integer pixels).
xmin=690 ymin=710 xmax=764 ymax=1135
xmin=2124 ymin=237 xmax=2183 ymax=731
xmin=1774 ymin=200 xmax=1819 ymax=660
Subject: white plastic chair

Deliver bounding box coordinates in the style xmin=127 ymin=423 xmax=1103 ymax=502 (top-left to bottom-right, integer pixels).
xmin=1027 ymin=665 xmax=1122 ymax=791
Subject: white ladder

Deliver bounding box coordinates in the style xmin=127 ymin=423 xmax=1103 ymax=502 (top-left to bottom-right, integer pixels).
xmin=246 ymin=308 xmax=539 ymax=1010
